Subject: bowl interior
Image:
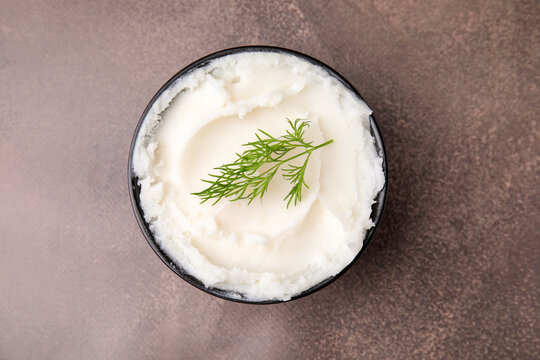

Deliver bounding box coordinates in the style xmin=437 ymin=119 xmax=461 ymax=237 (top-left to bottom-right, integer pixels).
xmin=128 ymin=46 xmax=388 ymax=304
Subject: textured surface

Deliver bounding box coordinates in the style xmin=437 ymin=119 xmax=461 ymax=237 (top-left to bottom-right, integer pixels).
xmin=1 ymin=0 xmax=538 ymax=359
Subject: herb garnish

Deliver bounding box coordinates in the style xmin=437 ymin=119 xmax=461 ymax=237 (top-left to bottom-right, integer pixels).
xmin=192 ymin=119 xmax=333 ymax=207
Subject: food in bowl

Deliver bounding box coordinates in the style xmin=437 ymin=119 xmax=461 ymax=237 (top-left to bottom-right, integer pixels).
xmin=131 ymin=48 xmax=385 ymax=301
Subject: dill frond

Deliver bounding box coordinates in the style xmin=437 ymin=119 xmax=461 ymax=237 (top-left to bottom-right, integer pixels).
xmin=192 ymin=119 xmax=333 ymax=208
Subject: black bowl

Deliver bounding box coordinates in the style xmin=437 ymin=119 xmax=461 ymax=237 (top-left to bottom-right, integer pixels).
xmin=128 ymin=46 xmax=388 ymax=304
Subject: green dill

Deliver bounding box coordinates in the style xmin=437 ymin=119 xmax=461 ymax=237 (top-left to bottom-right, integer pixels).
xmin=191 ymin=118 xmax=334 ymax=208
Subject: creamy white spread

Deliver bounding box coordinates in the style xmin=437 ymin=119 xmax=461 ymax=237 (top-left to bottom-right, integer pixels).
xmin=132 ymin=51 xmax=385 ymax=301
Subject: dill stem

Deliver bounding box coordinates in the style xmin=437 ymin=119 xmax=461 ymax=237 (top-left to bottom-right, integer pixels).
xmin=258 ymin=139 xmax=334 ymax=177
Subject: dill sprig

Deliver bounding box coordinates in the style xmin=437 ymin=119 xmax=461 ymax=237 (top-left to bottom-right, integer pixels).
xmin=192 ymin=118 xmax=333 ymax=207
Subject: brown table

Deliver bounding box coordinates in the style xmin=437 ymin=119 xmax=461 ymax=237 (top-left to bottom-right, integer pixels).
xmin=1 ymin=1 xmax=538 ymax=358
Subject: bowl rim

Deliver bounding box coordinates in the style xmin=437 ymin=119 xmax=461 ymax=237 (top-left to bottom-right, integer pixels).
xmin=128 ymin=45 xmax=388 ymax=304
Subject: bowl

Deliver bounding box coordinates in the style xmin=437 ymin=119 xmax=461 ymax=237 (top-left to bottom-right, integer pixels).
xmin=128 ymin=45 xmax=388 ymax=304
